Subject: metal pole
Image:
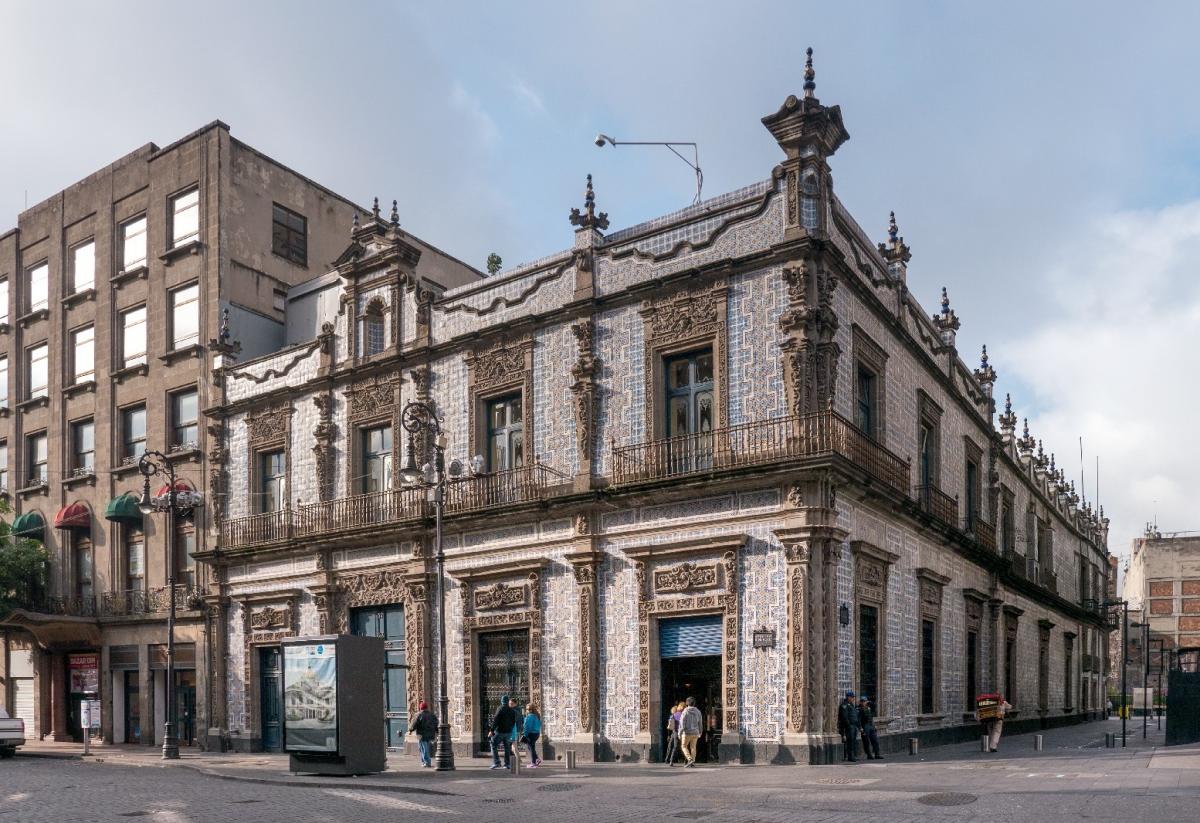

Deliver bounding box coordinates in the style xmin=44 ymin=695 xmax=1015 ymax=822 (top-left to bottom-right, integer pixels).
xmin=163 ymin=461 xmax=179 ymax=760
xmin=1121 ymin=603 xmax=1127 ymax=748
xmin=433 ymin=441 xmax=455 ymax=772
xmin=1143 ymin=623 xmax=1150 ymax=739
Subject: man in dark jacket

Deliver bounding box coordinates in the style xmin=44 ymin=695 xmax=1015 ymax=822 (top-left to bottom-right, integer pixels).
xmin=489 ymin=693 xmax=517 ymax=769
xmin=858 ymin=696 xmax=882 ymax=760
xmin=408 ymin=701 xmax=438 ymax=767
xmin=836 ymin=690 xmax=860 ymax=762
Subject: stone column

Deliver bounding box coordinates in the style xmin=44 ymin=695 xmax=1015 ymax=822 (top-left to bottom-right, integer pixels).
xmin=50 ymin=653 xmax=70 ymax=742
xmin=566 ymin=544 xmax=601 ymax=761
xmin=204 ymin=592 xmax=229 ymax=750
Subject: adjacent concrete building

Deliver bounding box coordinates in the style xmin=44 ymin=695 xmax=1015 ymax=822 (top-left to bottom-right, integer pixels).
xmin=1121 ymin=530 xmax=1200 ymax=681
xmin=206 ymin=63 xmax=1112 ymax=763
xmin=0 ymin=122 xmax=480 ymax=748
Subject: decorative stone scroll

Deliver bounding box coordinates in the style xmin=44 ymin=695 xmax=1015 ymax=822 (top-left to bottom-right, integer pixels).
xmin=312 ymin=393 xmax=336 ymax=501
xmin=778 ymin=260 xmax=840 ymax=415
xmin=247 ymin=404 xmax=293 ymax=448
xmin=465 ymin=336 xmax=534 ymax=463
xmin=567 ymin=549 xmax=602 ymax=736
xmin=624 ymin=535 xmax=745 ymax=739
xmin=473 ymin=581 xmax=528 ymax=611
xmin=570 ymin=319 xmax=598 ymax=470
xmin=347 ymin=374 xmax=399 ymax=424
xmin=249 ymin=605 xmax=289 ymax=631
xmin=653 ymin=561 xmax=719 ymax=594
xmin=916 ymin=568 xmax=950 ymax=621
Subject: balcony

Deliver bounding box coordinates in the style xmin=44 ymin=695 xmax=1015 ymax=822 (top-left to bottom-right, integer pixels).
xmin=610 ymin=411 xmax=911 ymax=495
xmin=25 ymin=595 xmax=97 ymax=618
xmin=100 ymin=585 xmax=207 ymax=617
xmin=962 ymin=516 xmax=997 ymax=553
xmin=915 ymin=483 xmax=958 ymax=525
xmin=218 ymin=463 xmax=567 ymax=550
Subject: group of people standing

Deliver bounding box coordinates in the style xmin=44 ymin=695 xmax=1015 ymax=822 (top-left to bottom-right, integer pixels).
xmin=487 ymin=694 xmax=543 ymax=770
xmin=663 ymin=697 xmax=706 ymax=767
xmin=836 ymin=691 xmax=882 ymax=762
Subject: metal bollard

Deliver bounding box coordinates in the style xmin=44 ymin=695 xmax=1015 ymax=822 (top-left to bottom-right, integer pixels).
xmin=511 ymin=754 xmax=521 ymax=776
xmin=565 ymin=751 xmax=577 ymax=770
xmin=908 ymin=737 xmax=919 ymax=756
xmin=1105 ymin=732 xmax=1115 ymax=748
xmin=1034 ymin=734 xmax=1043 ymax=751
xmin=981 ymin=735 xmax=990 ymax=752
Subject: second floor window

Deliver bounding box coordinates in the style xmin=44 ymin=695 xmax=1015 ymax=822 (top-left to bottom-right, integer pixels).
xmin=0 ymin=442 xmax=7 ymax=491
xmin=121 ymin=306 xmax=147 ymax=367
xmin=171 ymin=188 xmax=199 ymax=247
xmin=361 ymin=425 xmax=393 ymax=493
xmin=73 ymin=419 xmax=95 ymax=473
xmin=172 ymin=390 xmax=198 ymax=449
xmin=27 ymin=343 xmax=48 ymax=399
xmin=27 ymin=262 xmax=48 ymax=314
xmin=487 ymin=395 xmax=524 ymax=472
xmin=272 ymin=203 xmax=307 ymax=265
xmin=72 ymin=325 xmax=95 ymax=383
xmin=856 ymin=365 xmax=876 ymax=438
xmin=27 ymin=433 xmax=47 ymax=486
xmin=75 ymin=535 xmax=93 ymax=601
xmin=259 ymin=450 xmax=286 ymax=513
xmin=0 ymin=278 xmax=8 ymax=324
xmin=965 ymin=457 xmax=979 ymax=526
xmin=126 ymin=529 xmax=145 ymax=591
xmin=0 ymin=355 xmax=8 ymax=407
xmin=71 ymin=240 xmax=95 ymax=293
xmin=122 ymin=216 xmax=147 ymax=271
xmin=363 ymin=306 xmax=386 ymax=356
xmin=122 ymin=406 xmax=147 ymax=461
xmin=918 ymin=421 xmax=937 ymax=488
xmin=170 ymin=284 xmax=200 ymax=349
xmin=175 ymin=526 xmax=196 ymax=587
xmin=665 ymin=349 xmax=714 ymax=438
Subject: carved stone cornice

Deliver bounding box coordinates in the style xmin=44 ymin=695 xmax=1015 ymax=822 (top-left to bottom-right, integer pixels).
xmin=622 ymin=534 xmax=746 ymax=562
xmin=346 ymin=374 xmax=399 ymax=423
xmin=639 ymin=282 xmax=723 ymax=347
xmin=246 ymin=404 xmax=293 ymax=448
xmin=653 ymin=561 xmax=719 ymax=594
xmin=473 ymin=581 xmax=528 ymax=611
xmin=465 ymin=336 xmax=533 ymax=394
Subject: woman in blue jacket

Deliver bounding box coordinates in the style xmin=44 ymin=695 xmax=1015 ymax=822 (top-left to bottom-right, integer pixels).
xmin=523 ymin=703 xmax=543 ymax=767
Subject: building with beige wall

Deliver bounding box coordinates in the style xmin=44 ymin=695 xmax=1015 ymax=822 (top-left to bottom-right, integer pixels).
xmin=1121 ymin=531 xmax=1200 ymax=676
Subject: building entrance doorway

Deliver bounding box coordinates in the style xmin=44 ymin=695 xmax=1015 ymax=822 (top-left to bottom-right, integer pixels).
xmin=124 ymin=671 xmax=141 ymax=744
xmin=351 ymin=604 xmax=408 ymax=751
xmin=477 ymin=628 xmax=529 ymax=754
xmin=659 ymin=615 xmax=723 ymax=763
xmin=260 ymin=647 xmax=283 ymax=752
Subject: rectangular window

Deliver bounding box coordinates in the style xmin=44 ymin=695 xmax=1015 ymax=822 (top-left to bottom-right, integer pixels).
xmin=0 ymin=278 xmax=8 ymax=324
xmin=26 ymin=262 xmax=48 ymax=313
xmin=0 ymin=441 xmax=8 ymax=492
xmin=259 ymin=450 xmax=286 ymax=513
xmin=1004 ymin=637 xmax=1017 ymax=703
xmin=0 ymin=355 xmax=7 ymax=407
xmin=966 ymin=630 xmax=979 ymax=708
xmin=27 ymin=343 xmax=48 ymax=399
xmin=272 ymin=203 xmax=307 ymax=265
xmin=71 ymin=240 xmax=95 ymax=293
xmin=361 ymin=425 xmax=393 ymax=494
xmin=72 ymin=419 xmax=95 ymax=473
xmin=75 ymin=535 xmax=93 ymax=601
xmin=122 ymin=405 xmax=147 ymax=461
xmin=965 ymin=458 xmax=979 ymax=527
xmin=126 ymin=529 xmax=145 ymax=591
xmin=175 ymin=527 xmax=196 ymax=588
xmin=856 ymin=365 xmax=876 ymax=438
xmin=171 ymin=389 xmax=199 ymax=450
xmin=918 ymin=421 xmax=936 ymax=489
xmin=170 ymin=284 xmax=200 ymax=349
xmin=665 ymin=349 xmax=715 ymax=438
xmin=1064 ymin=639 xmax=1074 ymax=709
xmin=122 ymin=216 xmax=148 ymax=271
xmin=27 ymin=433 xmax=47 ymax=486
xmin=858 ymin=604 xmax=879 ymax=711
xmin=487 ymin=395 xmax=524 ymax=472
xmin=170 ymin=188 xmax=200 ymax=248
xmin=72 ymin=325 xmax=95 ymax=383
xmin=121 ymin=306 xmax=147 ymax=367
xmin=920 ymin=619 xmax=936 ymax=714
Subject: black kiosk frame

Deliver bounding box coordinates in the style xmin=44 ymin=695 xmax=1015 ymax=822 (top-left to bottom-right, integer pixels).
xmin=281 ymin=634 xmax=385 ymax=775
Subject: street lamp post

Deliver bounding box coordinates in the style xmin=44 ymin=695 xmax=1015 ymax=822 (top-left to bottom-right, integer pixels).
xmin=399 ymin=401 xmax=457 ymax=772
xmin=1150 ymin=637 xmax=1165 ymax=731
xmin=137 ymin=450 xmax=181 ymax=760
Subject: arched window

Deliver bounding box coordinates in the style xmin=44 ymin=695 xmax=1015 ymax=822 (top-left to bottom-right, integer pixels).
xmin=363 ymin=300 xmax=386 ymax=356
xmin=800 ymin=171 xmax=819 ymax=230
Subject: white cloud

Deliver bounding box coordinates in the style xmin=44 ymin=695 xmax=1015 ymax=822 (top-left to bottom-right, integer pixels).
xmin=999 ymin=201 xmax=1200 ymax=560
xmin=511 ymin=78 xmax=546 ymax=114
xmin=449 ymin=81 xmax=499 ymax=147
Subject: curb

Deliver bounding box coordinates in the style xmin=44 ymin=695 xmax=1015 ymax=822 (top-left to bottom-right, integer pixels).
xmin=177 ymin=762 xmax=460 ymax=795
xmin=16 ymin=750 xmax=82 ymax=760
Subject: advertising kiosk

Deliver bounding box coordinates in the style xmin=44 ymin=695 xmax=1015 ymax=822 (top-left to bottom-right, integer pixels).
xmin=282 ymin=634 xmax=385 ymax=775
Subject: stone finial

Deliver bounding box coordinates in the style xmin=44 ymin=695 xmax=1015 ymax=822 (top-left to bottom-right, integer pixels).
xmin=372 ymin=197 xmax=380 ymax=220
xmin=803 ymin=47 xmax=816 ymax=99
xmin=351 ymin=211 xmax=360 ymax=236
xmin=999 ymin=393 xmax=1017 ymax=433
xmin=1035 ymin=440 xmax=1047 ymax=470
xmin=941 ymin=287 xmax=950 ymax=315
xmin=932 ymin=286 xmax=961 ymax=348
xmin=1017 ymin=417 xmax=1035 ymax=455
xmin=877 ymin=210 xmax=912 ymax=278
xmin=888 ymin=211 xmax=898 ymax=244
xmin=974 ymin=344 xmax=997 ymax=390
xmin=1049 ymin=453 xmax=1056 ymax=474
xmin=219 ymin=307 xmax=231 ymax=344
xmin=569 ymin=173 xmax=610 ymax=232
xmin=390 ymin=199 xmax=400 ymax=228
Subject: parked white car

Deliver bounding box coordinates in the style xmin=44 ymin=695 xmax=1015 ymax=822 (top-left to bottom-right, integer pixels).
xmin=0 ymin=708 xmax=26 ymax=758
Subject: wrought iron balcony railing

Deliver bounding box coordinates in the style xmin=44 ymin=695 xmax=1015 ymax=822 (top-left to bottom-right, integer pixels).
xmin=100 ymin=585 xmax=207 ymax=617
xmin=914 ymin=483 xmax=958 ymax=525
xmin=444 ymin=463 xmax=568 ymax=514
xmin=22 ymin=595 xmax=98 ymax=618
xmin=962 ymin=516 xmax=997 ymax=553
xmin=610 ymin=411 xmax=911 ymax=495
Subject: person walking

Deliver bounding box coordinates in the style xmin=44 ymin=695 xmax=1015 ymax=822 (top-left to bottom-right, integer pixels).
xmin=408 ymin=701 xmax=439 ymax=768
xmin=975 ymin=696 xmax=1013 ymax=753
xmin=509 ymin=697 xmax=523 ymax=754
xmin=837 ymin=690 xmax=860 ymax=762
xmin=857 ymin=696 xmax=881 ymax=760
xmin=523 ymin=703 xmax=543 ymax=767
xmin=678 ymin=697 xmax=703 ymax=768
xmin=489 ymin=693 xmax=517 ymax=770
xmin=664 ymin=702 xmax=684 ymax=766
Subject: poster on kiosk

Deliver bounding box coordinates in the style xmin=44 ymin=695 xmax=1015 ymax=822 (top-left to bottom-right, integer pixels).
xmin=283 ymin=642 xmax=338 ymax=753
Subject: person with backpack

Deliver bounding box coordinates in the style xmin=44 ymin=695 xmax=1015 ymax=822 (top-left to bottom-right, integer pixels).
xmin=664 ymin=702 xmax=684 ymax=766
xmin=678 ymin=697 xmax=703 ymax=768
xmin=523 ymin=703 xmax=543 ymax=767
xmin=408 ymin=701 xmax=438 ymax=767
xmin=489 ymin=693 xmax=517 ymax=770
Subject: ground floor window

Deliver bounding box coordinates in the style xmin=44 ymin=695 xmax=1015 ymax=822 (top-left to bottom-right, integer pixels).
xmin=920 ymin=620 xmax=936 ymax=714
xmin=966 ymin=629 xmax=979 ymax=708
xmin=858 ymin=604 xmax=879 ymax=708
xmin=352 ymin=604 xmax=408 ymax=750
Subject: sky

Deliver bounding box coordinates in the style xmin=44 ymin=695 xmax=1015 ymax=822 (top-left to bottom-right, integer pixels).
xmin=2 ymin=1 xmax=1199 ymax=562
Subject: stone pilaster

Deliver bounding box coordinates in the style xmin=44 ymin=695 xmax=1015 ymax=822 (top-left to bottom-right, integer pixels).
xmin=566 ymin=531 xmax=602 ymax=758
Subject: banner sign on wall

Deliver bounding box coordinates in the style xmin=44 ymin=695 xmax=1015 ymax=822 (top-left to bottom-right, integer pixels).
xmin=68 ymin=653 xmax=99 ymax=694
xmin=283 ymin=642 xmax=338 ymax=752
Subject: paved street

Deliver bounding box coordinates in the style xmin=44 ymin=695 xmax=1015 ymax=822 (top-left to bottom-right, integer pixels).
xmin=3 ymin=719 xmax=1197 ymax=822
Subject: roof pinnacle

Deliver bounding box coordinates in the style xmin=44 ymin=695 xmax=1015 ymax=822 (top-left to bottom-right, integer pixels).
xmin=803 ymin=47 xmax=816 ymax=98
xmin=569 ymin=173 xmax=610 ymax=232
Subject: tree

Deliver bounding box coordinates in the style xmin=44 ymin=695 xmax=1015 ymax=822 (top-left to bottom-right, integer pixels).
xmin=0 ymin=500 xmax=50 ymax=615
xmin=486 ymin=253 xmax=503 ymax=276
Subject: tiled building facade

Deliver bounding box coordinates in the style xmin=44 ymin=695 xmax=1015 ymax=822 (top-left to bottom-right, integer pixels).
xmin=0 ymin=123 xmax=477 ymax=750
xmin=207 ymin=69 xmax=1113 ymax=762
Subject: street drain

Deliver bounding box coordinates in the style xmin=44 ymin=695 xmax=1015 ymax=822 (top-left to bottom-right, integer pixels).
xmin=481 ymin=798 xmax=514 ymax=804
xmin=118 ymin=813 xmax=149 ymax=818
xmin=674 ymin=813 xmax=714 ymax=820
xmin=817 ymin=777 xmax=871 ymax=785
xmin=917 ymin=792 xmax=978 ymax=806
xmin=231 ymin=800 xmax=262 ymax=804
xmin=538 ymin=783 xmax=582 ymax=792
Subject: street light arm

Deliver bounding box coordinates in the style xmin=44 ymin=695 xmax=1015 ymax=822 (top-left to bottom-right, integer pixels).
xmin=596 ymin=137 xmax=703 ymax=204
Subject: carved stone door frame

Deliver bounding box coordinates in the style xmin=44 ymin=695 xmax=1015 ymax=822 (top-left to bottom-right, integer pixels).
xmin=237 ymin=589 xmax=300 ymax=752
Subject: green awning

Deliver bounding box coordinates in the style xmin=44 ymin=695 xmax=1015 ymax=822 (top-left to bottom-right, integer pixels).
xmin=11 ymin=511 xmax=46 ymax=542
xmin=104 ymin=494 xmax=143 ymax=526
